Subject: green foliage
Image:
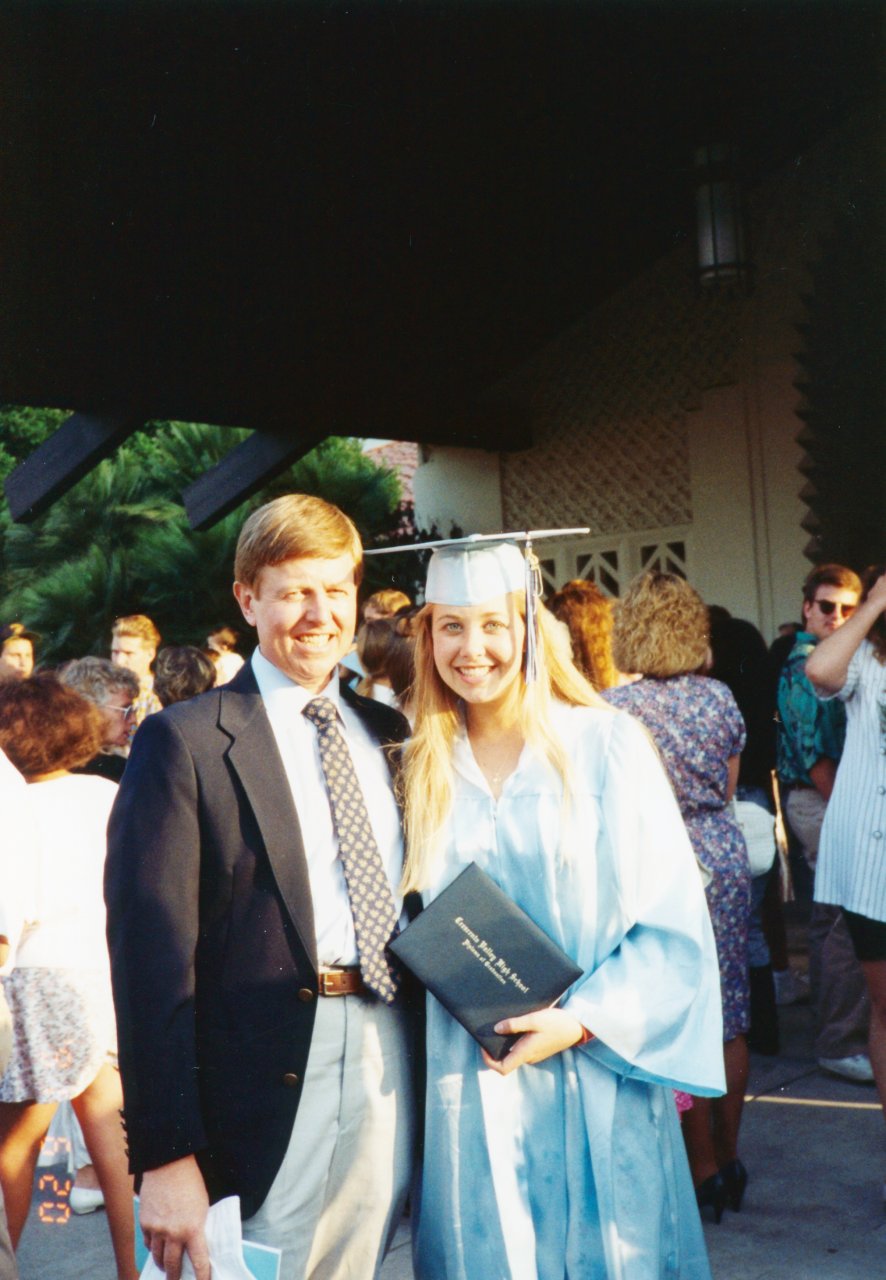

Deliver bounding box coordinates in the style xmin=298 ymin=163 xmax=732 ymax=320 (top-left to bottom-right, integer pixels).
xmin=269 ymin=437 xmax=402 ymax=537
xmin=0 ymin=405 xmax=67 ymax=486
xmin=0 ymin=416 xmax=402 ymax=663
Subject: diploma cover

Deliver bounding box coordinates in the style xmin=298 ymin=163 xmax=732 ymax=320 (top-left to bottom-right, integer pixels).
xmin=389 ymin=862 xmax=583 ymax=1060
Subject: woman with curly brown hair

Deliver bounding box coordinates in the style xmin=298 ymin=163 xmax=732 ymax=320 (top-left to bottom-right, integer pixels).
xmin=547 ymin=579 xmax=618 ymax=691
xmin=0 ymin=675 xmax=137 ymax=1279
xmin=605 ymin=571 xmax=751 ymax=1223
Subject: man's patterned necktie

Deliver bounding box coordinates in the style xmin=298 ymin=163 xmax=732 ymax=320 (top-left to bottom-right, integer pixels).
xmin=303 ymin=696 xmax=401 ymax=1004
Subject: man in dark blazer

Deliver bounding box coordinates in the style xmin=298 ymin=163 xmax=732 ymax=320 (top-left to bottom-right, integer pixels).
xmin=105 ymin=494 xmax=416 ymax=1280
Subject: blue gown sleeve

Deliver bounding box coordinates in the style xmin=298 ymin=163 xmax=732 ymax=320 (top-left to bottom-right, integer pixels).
xmin=562 ymin=712 xmax=726 ymax=1096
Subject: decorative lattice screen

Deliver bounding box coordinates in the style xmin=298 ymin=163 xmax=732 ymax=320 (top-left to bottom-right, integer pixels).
xmin=538 ymin=528 xmax=691 ymax=597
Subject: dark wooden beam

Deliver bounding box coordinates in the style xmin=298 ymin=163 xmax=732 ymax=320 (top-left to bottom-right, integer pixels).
xmin=436 ymin=399 xmax=534 ymax=453
xmin=4 ymin=413 xmax=143 ymax=521
xmin=182 ymin=429 xmax=325 ymax=530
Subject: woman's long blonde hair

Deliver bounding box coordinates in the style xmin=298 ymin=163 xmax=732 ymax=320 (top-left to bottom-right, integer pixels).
xmin=401 ymin=594 xmax=607 ymax=891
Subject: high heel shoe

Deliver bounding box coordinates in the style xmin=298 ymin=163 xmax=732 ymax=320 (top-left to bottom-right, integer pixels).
xmin=695 ymin=1172 xmax=727 ymax=1224
xmin=719 ymin=1158 xmax=748 ymax=1212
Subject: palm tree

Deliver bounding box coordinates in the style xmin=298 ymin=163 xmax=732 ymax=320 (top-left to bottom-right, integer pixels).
xmin=0 ymin=422 xmax=401 ymax=662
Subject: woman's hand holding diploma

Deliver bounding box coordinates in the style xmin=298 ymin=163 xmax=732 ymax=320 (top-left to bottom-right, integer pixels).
xmin=482 ymin=1007 xmax=590 ymax=1075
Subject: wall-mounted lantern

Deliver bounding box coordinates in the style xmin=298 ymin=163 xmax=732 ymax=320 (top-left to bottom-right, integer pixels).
xmin=695 ymin=143 xmax=751 ymax=290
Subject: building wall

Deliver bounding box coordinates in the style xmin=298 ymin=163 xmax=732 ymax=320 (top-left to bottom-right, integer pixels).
xmin=412 ymin=445 xmax=503 ymax=534
xmin=412 ymin=116 xmax=872 ymax=638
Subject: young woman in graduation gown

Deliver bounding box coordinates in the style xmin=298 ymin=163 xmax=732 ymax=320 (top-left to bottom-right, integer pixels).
xmin=400 ymin=541 xmax=725 ymax=1280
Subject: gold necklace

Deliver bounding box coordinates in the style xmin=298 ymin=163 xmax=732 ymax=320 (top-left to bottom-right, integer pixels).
xmin=470 ymin=737 xmax=521 ymax=787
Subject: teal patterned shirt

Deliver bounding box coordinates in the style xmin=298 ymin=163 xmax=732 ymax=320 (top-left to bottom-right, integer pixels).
xmin=776 ymin=631 xmax=846 ymax=786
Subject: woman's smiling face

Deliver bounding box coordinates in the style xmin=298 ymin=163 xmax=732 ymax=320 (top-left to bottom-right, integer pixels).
xmin=430 ymin=595 xmax=525 ymax=712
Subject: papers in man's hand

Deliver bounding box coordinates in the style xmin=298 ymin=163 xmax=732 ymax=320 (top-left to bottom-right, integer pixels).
xmin=135 ymin=1195 xmax=281 ymax=1280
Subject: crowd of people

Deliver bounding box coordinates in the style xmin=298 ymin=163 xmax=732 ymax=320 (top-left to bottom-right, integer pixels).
xmin=0 ymin=493 xmax=883 ymax=1280
xmin=0 ymin=618 xmax=246 ymax=1278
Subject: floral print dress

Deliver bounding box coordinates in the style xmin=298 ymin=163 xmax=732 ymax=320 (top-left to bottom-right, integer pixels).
xmin=605 ymin=675 xmax=751 ymax=1040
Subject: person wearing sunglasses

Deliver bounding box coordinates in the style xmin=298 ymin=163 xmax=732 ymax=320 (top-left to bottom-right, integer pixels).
xmin=777 ymin=563 xmax=870 ymax=1083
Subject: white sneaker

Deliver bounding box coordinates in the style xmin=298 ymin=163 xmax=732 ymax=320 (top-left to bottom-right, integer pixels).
xmin=69 ymin=1185 xmax=105 ymax=1214
xmin=773 ymin=967 xmax=808 ymax=1006
xmin=817 ymin=1054 xmax=875 ymax=1083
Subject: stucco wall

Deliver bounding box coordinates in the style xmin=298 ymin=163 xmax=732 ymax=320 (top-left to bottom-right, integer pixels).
xmin=412 ymin=446 xmax=503 ymax=533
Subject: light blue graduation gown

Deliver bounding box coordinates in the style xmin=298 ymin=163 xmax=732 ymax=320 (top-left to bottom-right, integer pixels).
xmin=413 ymin=704 xmax=725 ymax=1280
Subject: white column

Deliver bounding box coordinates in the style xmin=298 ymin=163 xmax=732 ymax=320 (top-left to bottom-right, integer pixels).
xmin=687 ymin=372 xmax=807 ymax=639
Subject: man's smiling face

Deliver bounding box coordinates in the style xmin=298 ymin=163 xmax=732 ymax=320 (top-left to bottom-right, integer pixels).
xmin=234 ymin=554 xmax=358 ymax=693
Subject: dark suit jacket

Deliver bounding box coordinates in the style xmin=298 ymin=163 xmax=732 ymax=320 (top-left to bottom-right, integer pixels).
xmin=104 ymin=663 xmax=410 ymax=1218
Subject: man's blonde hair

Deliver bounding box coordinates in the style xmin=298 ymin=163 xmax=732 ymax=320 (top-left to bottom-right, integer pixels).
xmin=234 ymin=494 xmax=363 ymax=590
xmin=112 ymin=614 xmax=161 ymax=648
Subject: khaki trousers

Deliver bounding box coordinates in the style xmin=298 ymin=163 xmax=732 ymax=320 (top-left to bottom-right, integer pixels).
xmin=243 ymin=994 xmax=416 ymax=1280
xmin=786 ymin=788 xmax=869 ymax=1059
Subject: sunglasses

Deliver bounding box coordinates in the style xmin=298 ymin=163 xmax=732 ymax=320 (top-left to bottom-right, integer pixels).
xmin=812 ymin=599 xmax=856 ymax=618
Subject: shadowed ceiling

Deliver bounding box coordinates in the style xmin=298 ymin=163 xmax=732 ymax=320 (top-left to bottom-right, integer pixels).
xmin=0 ymin=0 xmax=879 ymax=524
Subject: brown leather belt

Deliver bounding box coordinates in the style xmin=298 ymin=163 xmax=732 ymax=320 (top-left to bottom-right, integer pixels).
xmin=317 ymin=966 xmax=366 ymax=997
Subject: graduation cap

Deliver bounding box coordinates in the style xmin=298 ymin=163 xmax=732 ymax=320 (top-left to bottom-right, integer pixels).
xmin=366 ymin=528 xmax=589 ymax=681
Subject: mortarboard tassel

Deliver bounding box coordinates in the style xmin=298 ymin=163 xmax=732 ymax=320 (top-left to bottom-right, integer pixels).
xmin=523 ymin=541 xmax=543 ymax=683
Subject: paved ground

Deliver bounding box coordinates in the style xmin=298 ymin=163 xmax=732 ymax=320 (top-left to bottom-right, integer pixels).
xmin=14 ymin=919 xmax=886 ymax=1278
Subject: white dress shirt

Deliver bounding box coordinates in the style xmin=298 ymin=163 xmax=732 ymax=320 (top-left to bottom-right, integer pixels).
xmin=251 ymin=648 xmax=405 ymax=966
